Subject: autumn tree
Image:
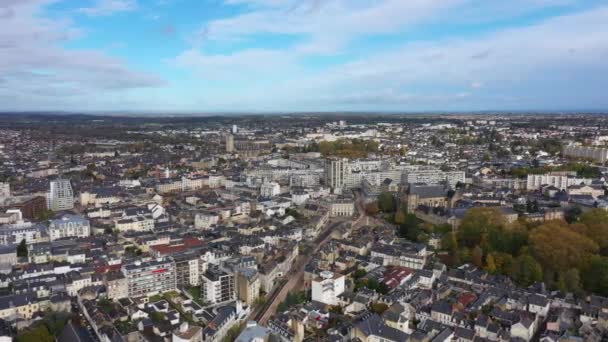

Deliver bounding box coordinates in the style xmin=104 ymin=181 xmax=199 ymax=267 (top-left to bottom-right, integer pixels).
xmin=457 ymin=207 xmax=506 ymax=248
xmin=472 ymin=246 xmax=483 ymax=268
xmin=579 ymin=209 xmax=608 ymax=255
xmin=529 ymin=221 xmax=599 ymax=273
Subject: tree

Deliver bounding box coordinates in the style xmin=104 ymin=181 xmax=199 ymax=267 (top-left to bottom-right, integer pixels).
xmin=559 ymin=269 xmax=582 ymax=295
xmin=377 ymin=192 xmax=395 ymax=213
xmin=16 ymin=325 xmax=54 ymax=342
xmin=529 ymin=221 xmax=599 ymax=272
xmin=514 ymin=254 xmax=543 ymax=286
xmin=394 ymin=208 xmax=407 ymax=225
xmin=17 ymin=239 xmax=28 ymax=258
xmin=457 ymin=207 xmax=505 ymax=248
xmin=370 ymin=303 xmax=389 ymax=315
xmin=582 ymin=256 xmax=608 ymax=296
xmin=398 ymin=214 xmax=421 ymax=242
xmin=472 ymin=246 xmax=483 ymax=268
xmin=579 ymin=209 xmax=608 ymax=254
xmin=365 ymin=202 xmax=380 ymax=216
xmin=565 ymin=206 xmax=582 ymax=223
xmin=485 ymin=254 xmax=497 ymax=274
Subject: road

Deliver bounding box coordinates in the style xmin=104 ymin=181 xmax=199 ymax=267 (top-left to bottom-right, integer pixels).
xmin=252 ymin=219 xmax=342 ymax=325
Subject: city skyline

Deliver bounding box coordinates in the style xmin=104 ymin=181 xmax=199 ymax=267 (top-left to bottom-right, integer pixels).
xmin=2 ymin=0 xmax=608 ymax=112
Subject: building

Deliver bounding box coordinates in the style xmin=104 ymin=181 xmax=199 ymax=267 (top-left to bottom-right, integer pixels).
xmin=201 ymin=265 xmax=235 ymax=304
xmin=173 ymin=322 xmax=203 ymax=342
xmin=311 ymin=271 xmax=345 ymax=305
xmin=226 ymin=134 xmax=235 ymax=153
xmin=104 ymin=271 xmax=128 ymax=300
xmin=114 ymin=215 xmax=154 ymax=232
xmin=48 ymin=214 xmax=90 ymax=241
xmin=0 ymin=183 xmax=9 ymax=202
xmin=260 ymin=182 xmax=280 ymax=198
xmin=13 ymin=196 xmax=47 ymax=220
xmin=563 ymin=145 xmax=608 ymax=163
xmin=405 ymin=184 xmax=448 ymax=213
xmin=47 ymin=178 xmax=74 ymax=211
xmin=236 ymin=268 xmax=260 ymax=306
xmin=122 ymin=258 xmax=177 ymax=298
xmin=526 ymin=173 xmax=592 ymax=191
xmin=329 ymin=199 xmax=355 ymax=217
xmin=402 ymin=169 xmax=465 ymax=188
xmin=0 ymin=245 xmax=16 ymax=274
xmin=324 ymin=158 xmax=348 ymax=190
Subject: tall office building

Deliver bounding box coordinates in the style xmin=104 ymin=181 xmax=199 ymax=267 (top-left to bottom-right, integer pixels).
xmin=324 ymin=158 xmax=348 ymax=190
xmin=232 ymin=124 xmax=238 ymax=134
xmin=226 ymin=134 xmax=235 ymax=153
xmin=47 ymin=178 xmax=74 ymax=211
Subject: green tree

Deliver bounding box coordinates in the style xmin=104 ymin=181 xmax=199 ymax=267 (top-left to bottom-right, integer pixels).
xmin=377 ymin=192 xmax=395 ymax=213
xmin=579 ymin=209 xmax=608 ymax=255
xmin=582 ymin=256 xmax=608 ymax=296
xmin=17 ymin=239 xmax=28 ymax=258
xmin=457 ymin=207 xmax=505 ymax=248
xmin=16 ymin=325 xmax=54 ymax=342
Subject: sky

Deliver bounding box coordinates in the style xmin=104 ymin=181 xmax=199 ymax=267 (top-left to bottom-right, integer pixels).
xmin=1 ymin=0 xmax=608 ymax=113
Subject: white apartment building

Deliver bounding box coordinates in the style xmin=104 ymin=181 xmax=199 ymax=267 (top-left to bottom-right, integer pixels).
xmin=260 ymin=182 xmax=280 ymax=198
xmin=402 ymin=169 xmax=465 ymax=188
xmin=563 ymin=145 xmax=608 ymax=163
xmin=311 ymin=271 xmax=345 ymax=305
xmin=47 ymin=178 xmax=74 ymax=211
xmin=48 ymin=214 xmax=90 ymax=241
xmin=526 ymin=173 xmax=592 ymax=191
xmin=114 ymin=215 xmax=154 ymax=232
xmin=201 ymin=266 xmax=235 ymax=304
xmin=122 ymin=258 xmax=177 ymax=298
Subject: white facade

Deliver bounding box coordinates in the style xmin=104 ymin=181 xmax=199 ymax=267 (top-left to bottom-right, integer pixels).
xmin=402 ymin=169 xmax=465 ymax=188
xmin=260 ymin=182 xmax=280 ymax=198
xmin=311 ymin=271 xmax=345 ymax=305
xmin=47 ymin=179 xmax=74 ymax=211
xmin=526 ymin=173 xmax=592 ymax=191
xmin=48 ymin=214 xmax=90 ymax=241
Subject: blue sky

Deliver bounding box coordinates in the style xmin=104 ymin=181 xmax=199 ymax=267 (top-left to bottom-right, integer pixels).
xmin=1 ymin=0 xmax=607 ymax=112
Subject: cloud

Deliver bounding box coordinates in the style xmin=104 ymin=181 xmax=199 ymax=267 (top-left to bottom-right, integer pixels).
xmin=173 ymin=5 xmax=608 ymax=110
xmin=0 ymin=0 xmax=164 ymax=109
xmin=77 ymin=0 xmax=137 ymax=16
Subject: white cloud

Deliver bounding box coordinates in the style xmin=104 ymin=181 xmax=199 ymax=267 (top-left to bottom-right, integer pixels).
xmin=173 ymin=5 xmax=608 ymax=110
xmin=77 ymin=0 xmax=137 ymax=16
xmin=0 ymin=0 xmax=164 ymax=109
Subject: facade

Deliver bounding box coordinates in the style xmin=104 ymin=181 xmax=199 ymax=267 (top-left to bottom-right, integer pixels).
xmin=48 ymin=214 xmax=90 ymax=241
xmin=405 ymin=184 xmax=448 ymax=213
xmin=563 ymin=145 xmax=608 ymax=163
xmin=114 ymin=215 xmax=154 ymax=232
xmin=311 ymin=271 xmax=345 ymax=305
xmin=122 ymin=258 xmax=177 ymax=298
xmin=0 ymin=183 xmax=9 ymax=202
xmin=47 ymin=178 xmax=74 ymax=211
xmin=526 ymin=173 xmax=592 ymax=191
xmin=13 ymin=196 xmax=47 ymax=220
xmin=236 ymin=268 xmax=260 ymax=306
xmin=329 ymin=200 xmax=355 ymax=217
xmin=226 ymin=134 xmax=235 ymax=153
xmin=324 ymin=158 xmax=348 ymax=190
xmin=201 ymin=265 xmax=235 ymax=305
xmin=402 ymin=169 xmax=465 ymax=188
xmin=104 ymin=271 xmax=128 ymax=300
xmin=260 ymin=182 xmax=280 ymax=198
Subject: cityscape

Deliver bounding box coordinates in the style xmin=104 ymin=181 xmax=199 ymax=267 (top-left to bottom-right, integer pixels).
xmin=0 ymin=113 xmax=608 ymax=342
xmin=2 ymin=0 xmax=608 ymax=342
